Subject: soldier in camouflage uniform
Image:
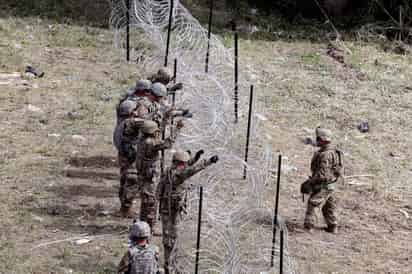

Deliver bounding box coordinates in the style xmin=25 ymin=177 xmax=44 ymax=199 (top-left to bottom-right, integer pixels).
xmin=148 ymin=83 xmax=192 ymax=134
xmin=149 ymin=67 xmax=183 ymax=94
xmin=118 ymin=220 xmax=160 ymax=274
xmin=114 ymin=81 xmax=157 ymax=217
xmin=123 ymin=120 xmax=182 ymax=229
xmin=156 ymin=150 xmax=219 ymax=274
xmin=300 ymin=127 xmax=344 ymax=234
xmin=115 ymin=79 xmax=153 ymax=125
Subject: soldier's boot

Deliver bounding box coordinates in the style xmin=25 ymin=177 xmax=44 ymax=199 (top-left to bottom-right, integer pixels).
xmin=324 ymin=224 xmax=338 ymax=234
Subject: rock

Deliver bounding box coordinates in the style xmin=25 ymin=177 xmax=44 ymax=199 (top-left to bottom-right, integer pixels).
xmin=27 ymin=104 xmax=44 ymax=114
xmin=48 ymin=133 xmax=61 ymax=138
xmin=67 ymin=111 xmax=81 ymax=120
xmin=32 ymin=215 xmax=44 ymax=222
xmin=255 ymin=113 xmax=268 ymax=121
xmin=74 ymin=238 xmax=92 ymax=245
xmin=71 ymin=135 xmax=87 ymax=145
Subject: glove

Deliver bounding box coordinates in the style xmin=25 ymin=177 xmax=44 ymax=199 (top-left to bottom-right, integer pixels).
xmin=182 ymin=109 xmax=193 ymax=118
xmin=176 ymin=120 xmax=184 ymax=129
xmin=300 ymin=179 xmax=312 ymax=194
xmin=194 ymin=149 xmax=204 ymax=161
xmin=209 ymin=155 xmax=219 ymax=163
xmin=170 ymin=82 xmax=183 ymax=91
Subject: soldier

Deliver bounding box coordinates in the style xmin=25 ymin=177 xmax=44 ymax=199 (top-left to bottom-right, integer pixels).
xmin=300 ymin=127 xmax=344 ymax=234
xmin=115 ymin=79 xmax=153 ymax=124
xmin=118 ymin=220 xmax=160 ymax=274
xmin=122 ymin=120 xmax=182 ymax=227
xmin=148 ymin=82 xmax=192 ymax=133
xmin=156 ymin=150 xmax=219 ymax=273
xmin=149 ymin=67 xmax=183 ymax=94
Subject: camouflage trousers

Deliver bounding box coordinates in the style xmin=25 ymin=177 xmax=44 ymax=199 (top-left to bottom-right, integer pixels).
xmin=161 ymin=210 xmax=180 ymax=274
xmin=304 ymin=189 xmax=338 ymax=227
xmin=139 ymin=179 xmax=158 ymax=230
xmin=118 ymin=154 xmax=137 ymax=207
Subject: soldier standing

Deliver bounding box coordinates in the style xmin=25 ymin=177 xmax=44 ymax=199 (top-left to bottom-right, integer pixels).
xmin=300 ymin=127 xmax=344 ymax=234
xmin=149 ymin=67 xmax=183 ymax=94
xmin=118 ymin=221 xmax=160 ymax=274
xmin=156 ymin=150 xmax=219 ymax=273
xmin=125 ymin=120 xmax=182 ymax=230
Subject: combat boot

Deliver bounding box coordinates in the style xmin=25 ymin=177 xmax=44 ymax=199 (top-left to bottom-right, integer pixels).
xmin=325 ymin=224 xmax=338 ymax=234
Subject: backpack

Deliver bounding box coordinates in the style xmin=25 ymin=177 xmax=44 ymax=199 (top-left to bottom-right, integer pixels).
xmin=129 ymin=245 xmax=159 ymax=274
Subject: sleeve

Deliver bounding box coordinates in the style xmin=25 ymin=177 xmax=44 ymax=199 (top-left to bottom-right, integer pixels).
xmin=123 ymin=118 xmax=145 ymax=138
xmin=117 ymin=251 xmax=130 ymax=274
xmin=174 ymin=159 xmax=212 ymax=184
xmin=152 ymin=137 xmax=174 ymax=151
xmin=309 ymin=151 xmax=336 ymax=184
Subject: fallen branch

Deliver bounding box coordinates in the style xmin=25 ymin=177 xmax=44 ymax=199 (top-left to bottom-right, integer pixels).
xmin=30 ymin=230 xmax=128 ymax=251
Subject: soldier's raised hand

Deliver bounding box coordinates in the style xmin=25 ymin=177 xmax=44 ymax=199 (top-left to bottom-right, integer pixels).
xmin=176 ymin=120 xmax=184 ymax=129
xmin=209 ymin=155 xmax=219 ymax=163
xmin=194 ymin=149 xmax=204 ymax=161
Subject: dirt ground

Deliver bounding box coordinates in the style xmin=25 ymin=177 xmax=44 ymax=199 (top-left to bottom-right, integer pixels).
xmin=0 ymin=14 xmax=411 ymax=274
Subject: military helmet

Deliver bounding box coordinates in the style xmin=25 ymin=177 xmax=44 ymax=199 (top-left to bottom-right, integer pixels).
xmin=150 ymin=82 xmax=167 ymax=98
xmin=315 ymin=127 xmax=332 ymax=142
xmin=141 ymin=120 xmax=159 ymax=134
xmin=173 ymin=150 xmax=191 ymax=162
xmin=129 ymin=221 xmax=151 ymax=239
xmin=119 ymin=100 xmax=137 ymax=117
xmin=135 ymin=79 xmax=151 ymax=91
xmin=156 ymin=67 xmax=172 ymax=83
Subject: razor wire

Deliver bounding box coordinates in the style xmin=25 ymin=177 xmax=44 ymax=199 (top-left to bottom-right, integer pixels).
xmin=110 ymin=0 xmax=298 ymax=273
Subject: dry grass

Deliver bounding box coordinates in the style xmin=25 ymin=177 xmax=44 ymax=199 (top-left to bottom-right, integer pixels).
xmin=1 ymin=14 xmax=412 ymax=274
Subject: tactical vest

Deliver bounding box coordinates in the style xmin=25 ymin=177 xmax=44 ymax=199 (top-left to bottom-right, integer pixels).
xmin=128 ymin=245 xmax=158 ymax=274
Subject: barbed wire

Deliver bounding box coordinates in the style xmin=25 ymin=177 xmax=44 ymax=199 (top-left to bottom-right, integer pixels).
xmin=109 ymin=0 xmax=298 ymax=273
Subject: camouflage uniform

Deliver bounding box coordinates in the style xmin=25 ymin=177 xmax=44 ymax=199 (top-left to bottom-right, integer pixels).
xmin=118 ymin=221 xmax=160 ymax=274
xmin=302 ymin=128 xmax=343 ymax=232
xmin=118 ymin=244 xmax=160 ymax=274
xmin=115 ymin=98 xmax=155 ymax=213
xmin=126 ymin=121 xmax=179 ymax=228
xmin=149 ymin=68 xmax=183 ymax=95
xmin=156 ymin=151 xmax=217 ymax=273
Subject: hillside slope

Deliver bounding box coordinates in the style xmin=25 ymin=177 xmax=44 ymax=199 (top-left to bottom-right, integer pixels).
xmin=0 ymin=15 xmax=411 ymax=273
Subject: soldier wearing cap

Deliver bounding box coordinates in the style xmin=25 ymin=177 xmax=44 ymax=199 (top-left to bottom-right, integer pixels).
xmin=121 ymin=120 xmax=182 ymax=223
xmin=156 ymin=150 xmax=218 ymax=274
xmin=118 ymin=220 xmax=160 ymax=274
xmin=116 ymin=79 xmax=153 ymax=124
xmin=300 ymin=127 xmax=344 ymax=234
xmin=149 ymin=67 xmax=183 ymax=94
xmin=148 ymin=82 xmax=192 ymax=133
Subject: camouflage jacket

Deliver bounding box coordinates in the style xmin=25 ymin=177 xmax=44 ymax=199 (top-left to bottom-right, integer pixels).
xmin=307 ymin=145 xmax=343 ymax=190
xmin=156 ymin=158 xmax=213 ymax=213
xmin=113 ymin=96 xmax=155 ymax=151
xmin=117 ymin=244 xmax=159 ymax=274
xmin=135 ymin=129 xmax=178 ymax=179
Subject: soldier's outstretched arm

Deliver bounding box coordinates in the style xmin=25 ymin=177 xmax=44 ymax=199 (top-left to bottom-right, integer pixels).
xmin=175 ymin=155 xmax=218 ymax=183
xmin=188 ymin=150 xmax=204 ymax=166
